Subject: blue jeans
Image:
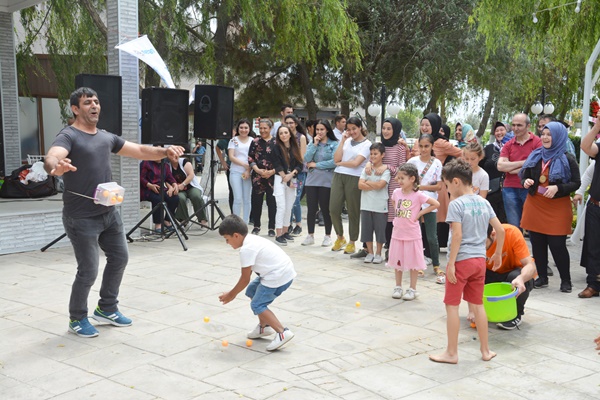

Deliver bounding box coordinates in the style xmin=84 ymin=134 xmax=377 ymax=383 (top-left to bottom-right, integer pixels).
xmin=245 ymin=277 xmax=293 ymax=315
xmin=230 ymin=170 xmax=252 ymax=223
xmin=291 ymin=171 xmax=306 ymax=225
xmin=63 ymin=207 xmax=129 ymax=320
xmin=502 ymin=187 xmax=528 ymax=229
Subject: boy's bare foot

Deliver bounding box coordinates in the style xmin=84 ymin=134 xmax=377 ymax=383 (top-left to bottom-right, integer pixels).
xmin=429 ymin=352 xmax=458 ymax=364
xmin=482 ymin=351 xmax=497 ymax=361
xmin=467 ymin=311 xmax=475 ymax=324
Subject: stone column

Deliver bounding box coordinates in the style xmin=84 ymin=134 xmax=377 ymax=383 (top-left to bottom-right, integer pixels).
xmin=0 ymin=11 xmax=21 ymax=174
xmin=106 ymin=0 xmax=140 ymax=231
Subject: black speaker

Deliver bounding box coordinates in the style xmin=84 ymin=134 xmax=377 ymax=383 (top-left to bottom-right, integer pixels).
xmin=75 ymin=74 xmax=122 ymax=135
xmin=193 ymin=85 xmax=234 ymax=140
xmin=141 ymin=88 xmax=189 ymax=145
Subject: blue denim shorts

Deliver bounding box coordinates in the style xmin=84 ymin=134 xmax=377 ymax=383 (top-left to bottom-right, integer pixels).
xmin=245 ymin=277 xmax=293 ymax=315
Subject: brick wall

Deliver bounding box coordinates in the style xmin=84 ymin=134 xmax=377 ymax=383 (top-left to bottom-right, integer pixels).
xmin=107 ymin=0 xmax=141 ymax=232
xmin=0 ymin=210 xmax=68 ymax=255
xmin=0 ymin=11 xmax=21 ymax=174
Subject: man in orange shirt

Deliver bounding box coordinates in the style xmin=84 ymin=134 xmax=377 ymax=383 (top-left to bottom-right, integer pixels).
xmin=468 ymin=223 xmax=536 ymax=330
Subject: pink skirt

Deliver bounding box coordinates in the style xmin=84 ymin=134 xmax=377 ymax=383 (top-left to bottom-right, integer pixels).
xmin=386 ymin=238 xmax=427 ymax=272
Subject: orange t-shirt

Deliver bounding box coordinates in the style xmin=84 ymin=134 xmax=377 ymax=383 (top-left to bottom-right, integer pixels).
xmin=485 ymin=224 xmax=531 ymax=274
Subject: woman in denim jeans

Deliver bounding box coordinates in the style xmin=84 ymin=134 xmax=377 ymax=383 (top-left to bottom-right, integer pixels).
xmin=228 ymin=119 xmax=254 ymax=223
xmin=284 ymin=114 xmax=308 ymax=236
xmin=302 ymin=119 xmax=339 ymax=246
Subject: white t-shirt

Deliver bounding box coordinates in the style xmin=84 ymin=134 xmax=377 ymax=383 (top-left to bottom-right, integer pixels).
xmin=334 ymin=138 xmax=372 ymax=177
xmin=333 ymin=128 xmax=343 ymax=141
xmin=472 ymin=168 xmax=490 ymax=195
xmin=240 ymin=234 xmax=297 ymax=288
xmin=228 ymin=136 xmax=252 ymax=174
xmin=407 ymin=156 xmax=443 ymax=211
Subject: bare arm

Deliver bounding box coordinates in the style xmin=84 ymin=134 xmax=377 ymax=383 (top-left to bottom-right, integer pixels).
xmin=489 ymin=217 xmax=505 ymax=269
xmin=218 ymin=267 xmax=253 ymax=305
xmin=416 ymin=197 xmax=440 ymax=220
xmin=497 ymin=156 xmax=525 ymax=173
xmin=117 ymin=142 xmax=184 ymax=162
xmin=421 ymin=181 xmax=442 ymax=192
xmin=44 ymin=146 xmax=77 ymax=176
xmin=333 ymin=134 xmax=347 ymax=163
xmin=581 ymin=119 xmax=600 ymax=158
xmin=336 ymin=155 xmax=367 ymax=168
xmin=445 ymin=222 xmax=462 ymax=284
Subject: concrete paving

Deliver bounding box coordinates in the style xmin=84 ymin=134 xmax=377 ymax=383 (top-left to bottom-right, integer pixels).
xmin=1 ymin=172 xmax=600 ymax=399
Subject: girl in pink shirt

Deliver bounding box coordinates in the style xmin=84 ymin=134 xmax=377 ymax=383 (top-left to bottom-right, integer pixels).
xmin=387 ymin=164 xmax=439 ymax=300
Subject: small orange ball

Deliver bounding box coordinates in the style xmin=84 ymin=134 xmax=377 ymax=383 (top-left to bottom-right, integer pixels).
xmin=102 ymin=190 xmax=110 ymax=197
xmin=470 ymin=322 xmax=476 ymax=329
xmin=355 ymin=301 xmax=361 ymax=307
xmin=203 ymin=316 xmax=210 ymax=323
xmin=221 ymin=340 xmax=229 ymax=347
xmin=246 ymin=339 xmax=253 ymax=347
xmin=116 ymin=195 xmax=124 ymax=203
xmin=110 ymin=196 xmax=117 ymax=204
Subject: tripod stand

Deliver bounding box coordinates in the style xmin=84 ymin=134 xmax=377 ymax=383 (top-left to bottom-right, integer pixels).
xmin=127 ymin=158 xmax=188 ymax=250
xmin=173 ymin=139 xmax=225 ymax=232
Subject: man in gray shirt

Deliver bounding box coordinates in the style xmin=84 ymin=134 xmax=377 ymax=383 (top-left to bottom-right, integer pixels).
xmin=45 ymin=87 xmax=184 ymax=338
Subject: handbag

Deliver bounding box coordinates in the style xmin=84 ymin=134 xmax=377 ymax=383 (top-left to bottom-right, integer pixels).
xmin=488 ymin=177 xmax=503 ymax=194
xmin=0 ymin=165 xmax=57 ymax=199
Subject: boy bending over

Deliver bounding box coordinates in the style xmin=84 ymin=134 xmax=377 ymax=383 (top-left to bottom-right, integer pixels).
xmin=430 ymin=159 xmax=504 ymax=364
xmin=218 ymin=214 xmax=296 ymax=351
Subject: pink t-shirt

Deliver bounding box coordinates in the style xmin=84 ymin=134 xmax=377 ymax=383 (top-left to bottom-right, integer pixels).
xmin=499 ymin=133 xmax=542 ymax=188
xmin=391 ymin=189 xmax=430 ymax=241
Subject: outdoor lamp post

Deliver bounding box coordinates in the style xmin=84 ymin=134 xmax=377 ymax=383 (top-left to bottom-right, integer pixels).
xmin=530 ymin=86 xmax=555 ymax=116
xmin=368 ymin=84 xmax=401 ymax=131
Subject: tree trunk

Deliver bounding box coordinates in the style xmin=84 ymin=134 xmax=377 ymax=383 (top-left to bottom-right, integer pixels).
xmin=214 ymin=4 xmax=229 ymax=85
xmin=477 ymin=90 xmax=495 ymax=138
xmin=361 ymin=79 xmax=377 ymax=137
xmin=423 ymin=88 xmax=440 ymax=115
xmin=439 ymin=93 xmax=446 ymax=122
xmin=340 ymin=69 xmax=352 ymax=117
xmin=298 ymin=63 xmax=318 ymax=120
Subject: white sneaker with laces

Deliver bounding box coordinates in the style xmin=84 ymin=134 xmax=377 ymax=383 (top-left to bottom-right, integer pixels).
xmin=266 ymin=328 xmax=295 ymax=351
xmin=364 ymin=253 xmax=375 ymax=263
xmin=392 ymin=286 xmax=403 ymax=299
xmin=372 ymin=254 xmax=383 ymax=264
xmin=322 ymin=235 xmax=332 ymax=247
xmin=402 ymin=288 xmax=418 ymax=301
xmin=247 ymin=324 xmax=275 ymax=339
xmin=302 ymin=235 xmax=315 ymax=246
xmin=424 ymin=256 xmax=433 ymax=266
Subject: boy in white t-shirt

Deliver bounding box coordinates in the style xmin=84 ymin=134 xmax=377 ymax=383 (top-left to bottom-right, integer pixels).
xmin=219 ymin=214 xmax=297 ymax=351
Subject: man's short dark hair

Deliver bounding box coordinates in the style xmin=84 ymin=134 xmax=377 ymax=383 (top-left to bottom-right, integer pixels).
xmin=281 ymin=104 xmax=293 ymax=112
xmin=441 ymin=158 xmax=472 ymax=186
xmin=70 ymin=87 xmax=98 ymax=107
xmin=370 ymin=142 xmax=385 ymax=154
xmin=219 ymin=214 xmax=248 ymax=236
xmin=334 ymin=114 xmax=347 ymax=124
xmin=539 ymin=114 xmax=556 ymax=122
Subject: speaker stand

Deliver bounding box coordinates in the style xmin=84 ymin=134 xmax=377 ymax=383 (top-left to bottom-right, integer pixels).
xmin=172 ymin=140 xmax=226 ymax=232
xmin=127 ymin=158 xmax=188 ymax=251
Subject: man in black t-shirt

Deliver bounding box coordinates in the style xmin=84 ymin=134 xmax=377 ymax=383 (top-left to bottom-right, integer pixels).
xmin=579 ymin=118 xmax=600 ymax=299
xmin=44 ymin=87 xmax=184 ymax=337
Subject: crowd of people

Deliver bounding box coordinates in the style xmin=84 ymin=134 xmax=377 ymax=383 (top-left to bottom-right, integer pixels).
xmin=45 ymin=87 xmax=599 ymax=356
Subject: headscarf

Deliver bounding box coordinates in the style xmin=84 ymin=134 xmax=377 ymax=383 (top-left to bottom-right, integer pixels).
xmin=462 ymin=124 xmax=475 ymax=142
xmin=381 ymin=117 xmax=402 ymax=147
xmin=520 ymin=121 xmax=571 ymax=183
xmin=492 ymin=121 xmax=506 ymax=151
xmin=441 ymin=124 xmax=451 ymax=139
xmin=423 ymin=113 xmax=444 ymax=141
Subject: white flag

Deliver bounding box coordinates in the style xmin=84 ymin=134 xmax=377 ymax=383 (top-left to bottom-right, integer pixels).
xmin=116 ymin=35 xmax=175 ymax=88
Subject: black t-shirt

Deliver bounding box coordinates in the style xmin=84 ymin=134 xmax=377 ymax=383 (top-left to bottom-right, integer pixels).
xmin=589 ymin=146 xmax=600 ymax=200
xmin=172 ymin=159 xmax=191 ymax=184
xmin=51 ymin=126 xmax=126 ymax=218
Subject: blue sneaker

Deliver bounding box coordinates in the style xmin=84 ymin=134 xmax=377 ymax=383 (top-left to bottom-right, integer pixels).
xmin=91 ymin=306 xmax=132 ymax=327
xmin=68 ymin=317 xmax=99 ymax=338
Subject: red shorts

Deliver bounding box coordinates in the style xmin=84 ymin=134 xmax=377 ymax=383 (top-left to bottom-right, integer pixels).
xmin=444 ymin=257 xmax=486 ymax=306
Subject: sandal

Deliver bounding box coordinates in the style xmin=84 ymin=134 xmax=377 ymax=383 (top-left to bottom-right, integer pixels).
xmin=436 ymin=271 xmax=446 ymax=284
xmin=418 ymin=270 xmax=425 ymax=278
xmin=433 ymin=265 xmax=441 ymax=275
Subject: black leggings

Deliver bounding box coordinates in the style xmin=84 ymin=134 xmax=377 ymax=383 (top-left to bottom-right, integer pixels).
xmin=305 ymin=186 xmax=332 ymax=235
xmin=529 ymin=231 xmax=570 ymax=282
xmin=250 ymin=186 xmax=276 ymax=230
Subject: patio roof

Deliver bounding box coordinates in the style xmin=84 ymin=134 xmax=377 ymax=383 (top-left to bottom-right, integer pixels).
xmin=0 ymin=0 xmax=42 ymax=13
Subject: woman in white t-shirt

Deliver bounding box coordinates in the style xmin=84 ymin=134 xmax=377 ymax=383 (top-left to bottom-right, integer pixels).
xmin=329 ymin=116 xmax=372 ymax=254
xmin=407 ymin=134 xmax=443 ymax=278
xmin=228 ymin=119 xmax=254 ymax=223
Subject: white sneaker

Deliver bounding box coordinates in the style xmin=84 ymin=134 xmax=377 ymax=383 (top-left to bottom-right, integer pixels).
xmin=424 ymin=256 xmax=433 ymax=266
xmin=247 ymin=324 xmax=275 ymax=339
xmin=402 ymin=288 xmax=418 ymax=301
xmin=302 ymin=235 xmax=315 ymax=246
xmin=372 ymin=254 xmax=383 ymax=264
xmin=321 ymin=235 xmax=333 ymax=247
xmin=266 ymin=328 xmax=295 ymax=351
xmin=392 ymin=286 xmax=403 ymax=299
xmin=364 ymin=253 xmax=375 ymax=263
